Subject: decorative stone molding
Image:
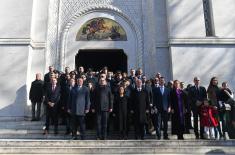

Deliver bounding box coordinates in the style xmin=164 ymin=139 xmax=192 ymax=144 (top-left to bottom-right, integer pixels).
xmin=46 ymin=0 xmax=143 ymax=70
xmin=59 ymin=4 xmax=143 ymax=70
xmin=29 ymin=41 xmax=46 ymax=49
xmin=202 ymin=0 xmax=215 ymax=36
xmin=46 ymin=0 xmax=60 ymax=68
xmin=0 ymin=38 xmax=31 ymax=45
xmin=169 ymin=38 xmax=235 ymax=45
xmin=0 ymin=38 xmax=46 ymax=49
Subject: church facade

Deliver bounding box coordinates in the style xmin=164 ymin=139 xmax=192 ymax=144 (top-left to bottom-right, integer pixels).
xmin=0 ymin=0 xmax=235 ymax=118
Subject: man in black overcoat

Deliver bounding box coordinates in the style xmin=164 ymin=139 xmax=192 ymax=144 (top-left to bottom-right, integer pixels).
xmin=92 ymin=78 xmax=113 ymax=140
xmin=131 ymin=79 xmax=150 ymax=140
xmin=188 ymin=77 xmax=207 ymax=139
xmin=29 ymin=73 xmax=44 ymax=121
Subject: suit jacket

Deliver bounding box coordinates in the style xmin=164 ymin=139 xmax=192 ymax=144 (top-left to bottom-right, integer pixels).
xmin=128 ymin=76 xmax=136 ymax=88
xmin=29 ymin=80 xmax=44 ymax=102
xmin=188 ymin=85 xmax=207 ymax=111
xmin=131 ymin=88 xmax=150 ymax=124
xmin=69 ymin=85 xmax=90 ymax=116
xmin=86 ymin=76 xmax=98 ymax=85
xmin=143 ymin=84 xmax=153 ymax=106
xmin=45 ymin=84 xmax=61 ymax=107
xmin=62 ymin=85 xmax=73 ymax=110
xmin=153 ymin=86 xmax=171 ymax=112
xmin=93 ymin=85 xmax=113 ymax=112
xmin=43 ymin=72 xmax=51 ymax=91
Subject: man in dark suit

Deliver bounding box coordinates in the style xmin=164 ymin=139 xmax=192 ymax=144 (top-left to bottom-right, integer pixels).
xmin=60 ymin=73 xmax=71 ymax=127
xmin=44 ymin=66 xmax=55 ymax=88
xmin=92 ymin=78 xmax=113 ymax=140
xmin=29 ymin=73 xmax=44 ymax=121
xmin=68 ymin=77 xmax=90 ymax=140
xmin=131 ymin=79 xmax=150 ymax=140
xmin=142 ymin=76 xmax=154 ymax=134
xmin=86 ymin=69 xmax=98 ymax=86
xmin=128 ymin=69 xmax=136 ymax=88
xmin=63 ymin=77 xmax=75 ymax=134
xmin=136 ymin=68 xmax=143 ymax=79
xmin=188 ymin=77 xmax=207 ymax=139
xmin=44 ymin=77 xmax=61 ymax=135
xmin=153 ymin=77 xmax=171 ymax=139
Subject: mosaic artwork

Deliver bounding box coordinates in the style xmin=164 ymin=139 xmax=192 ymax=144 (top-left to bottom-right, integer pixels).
xmin=76 ymin=18 xmax=127 ymax=41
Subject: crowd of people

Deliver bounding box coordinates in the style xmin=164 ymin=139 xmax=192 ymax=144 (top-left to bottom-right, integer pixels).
xmin=29 ymin=66 xmax=235 ymax=140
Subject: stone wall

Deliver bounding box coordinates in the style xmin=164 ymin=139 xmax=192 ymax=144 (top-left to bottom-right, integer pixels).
xmin=0 ymin=0 xmax=33 ymax=117
xmin=167 ymin=0 xmax=235 ymax=89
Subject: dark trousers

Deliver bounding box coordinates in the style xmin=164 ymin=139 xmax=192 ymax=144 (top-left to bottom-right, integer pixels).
xmin=145 ymin=113 xmax=154 ymax=134
xmin=119 ymin=111 xmax=128 ymax=138
xmin=45 ymin=106 xmax=58 ymax=132
xmin=86 ymin=112 xmax=96 ymax=130
xmin=193 ymin=110 xmax=204 ymax=138
xmin=72 ymin=115 xmax=86 ymax=140
xmin=155 ymin=111 xmax=169 ymax=139
xmin=59 ymin=107 xmax=67 ymax=124
xmin=66 ymin=112 xmax=71 ymax=133
xmin=126 ymin=113 xmax=134 ymax=136
xmin=177 ymin=123 xmax=185 ymax=139
xmin=150 ymin=112 xmax=156 ymax=130
xmin=185 ymin=112 xmax=193 ymax=131
xmin=96 ymin=111 xmax=108 ymax=140
xmin=219 ymin=111 xmax=229 ymax=134
xmin=31 ymin=101 xmax=42 ymax=120
xmin=134 ymin=120 xmax=145 ymax=140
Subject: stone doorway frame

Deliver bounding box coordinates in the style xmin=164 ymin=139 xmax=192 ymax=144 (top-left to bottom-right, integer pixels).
xmin=58 ymin=5 xmax=143 ymax=72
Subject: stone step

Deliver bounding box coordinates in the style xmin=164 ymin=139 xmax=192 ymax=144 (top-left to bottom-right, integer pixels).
xmin=0 ymin=128 xmax=176 ymax=134
xmin=0 ymin=132 xmax=196 ymax=140
xmin=0 ymin=121 xmax=177 ymax=129
xmin=0 ymin=140 xmax=233 ymax=154
xmin=0 ymin=128 xmax=197 ymax=140
xmin=0 ymin=139 xmax=234 ymax=147
xmin=0 ymin=120 xmax=184 ymax=140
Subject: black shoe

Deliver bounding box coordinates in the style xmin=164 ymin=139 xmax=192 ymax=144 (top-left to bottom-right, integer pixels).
xmin=35 ymin=118 xmax=40 ymax=121
xmin=164 ymin=137 xmax=169 ymax=140
xmin=54 ymin=130 xmax=58 ymax=135
xmin=196 ymin=135 xmax=199 ymax=139
xmin=185 ymin=130 xmax=190 ymax=134
xmin=72 ymin=137 xmax=78 ymax=140
xmin=31 ymin=118 xmax=36 ymax=121
xmin=200 ymin=137 xmax=205 ymax=140
xmin=65 ymin=130 xmax=70 ymax=135
xmin=43 ymin=130 xmax=48 ymax=135
xmin=156 ymin=136 xmax=161 ymax=140
xmin=189 ymin=126 xmax=194 ymax=129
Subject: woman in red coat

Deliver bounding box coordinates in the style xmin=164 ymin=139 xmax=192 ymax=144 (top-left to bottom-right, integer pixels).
xmin=200 ymin=99 xmax=218 ymax=139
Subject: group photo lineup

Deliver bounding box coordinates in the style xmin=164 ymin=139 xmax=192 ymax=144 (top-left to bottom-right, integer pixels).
xmin=0 ymin=0 xmax=235 ymax=154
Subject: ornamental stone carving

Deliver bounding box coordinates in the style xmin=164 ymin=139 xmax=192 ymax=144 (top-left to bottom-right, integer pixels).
xmin=46 ymin=0 xmax=143 ymax=70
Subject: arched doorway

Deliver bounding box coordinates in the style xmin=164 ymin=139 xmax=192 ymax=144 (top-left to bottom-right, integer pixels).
xmin=75 ymin=49 xmax=127 ymax=73
xmin=61 ymin=11 xmax=142 ymax=72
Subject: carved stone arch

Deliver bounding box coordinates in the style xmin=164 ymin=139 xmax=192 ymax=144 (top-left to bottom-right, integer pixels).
xmin=59 ymin=5 xmax=143 ymax=71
